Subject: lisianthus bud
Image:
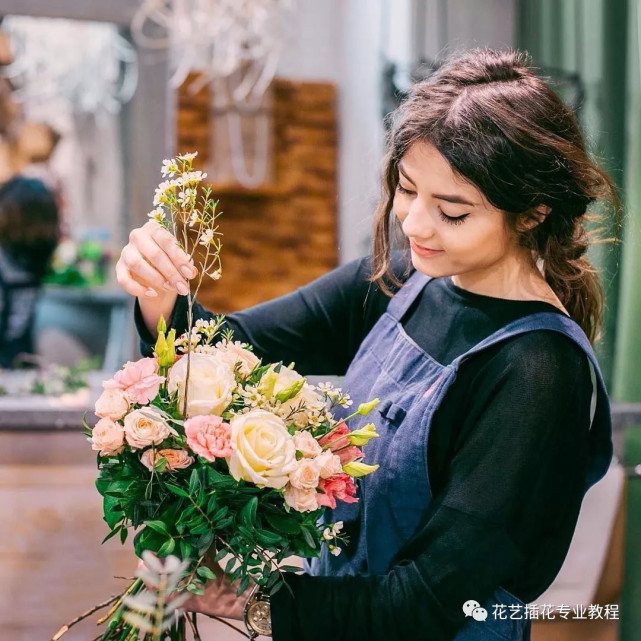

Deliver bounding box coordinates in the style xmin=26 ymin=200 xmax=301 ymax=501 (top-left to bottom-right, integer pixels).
xmin=258 ymin=370 xmax=278 ymax=398
xmin=157 ymin=315 xmax=167 ymax=334
xmin=157 ymin=329 xmax=176 ymax=368
xmin=348 ymin=423 xmax=379 ymax=446
xmin=357 ymin=399 xmax=380 ymax=416
xmin=343 ymin=461 xmax=379 ymax=478
xmin=275 ymin=378 xmax=306 ymax=403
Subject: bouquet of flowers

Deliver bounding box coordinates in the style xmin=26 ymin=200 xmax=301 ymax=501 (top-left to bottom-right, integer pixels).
xmin=53 ymin=153 xmax=380 ymax=641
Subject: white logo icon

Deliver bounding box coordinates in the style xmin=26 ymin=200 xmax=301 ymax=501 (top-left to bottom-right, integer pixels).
xmin=462 ymin=600 xmax=488 ymax=622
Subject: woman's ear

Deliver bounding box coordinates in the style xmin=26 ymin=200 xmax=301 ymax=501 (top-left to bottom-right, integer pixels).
xmin=517 ymin=204 xmax=551 ymax=231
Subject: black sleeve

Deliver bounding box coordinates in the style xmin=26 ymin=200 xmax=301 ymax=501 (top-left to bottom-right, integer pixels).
xmin=270 ymin=333 xmax=593 ymax=641
xmin=135 ymin=254 xmax=411 ymax=375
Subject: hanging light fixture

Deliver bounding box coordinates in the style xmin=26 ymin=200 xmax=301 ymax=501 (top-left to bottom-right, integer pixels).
xmin=131 ymin=0 xmax=296 ymax=188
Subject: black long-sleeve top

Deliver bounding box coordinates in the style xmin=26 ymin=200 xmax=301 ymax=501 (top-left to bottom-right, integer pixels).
xmin=135 ymin=253 xmax=593 ymax=641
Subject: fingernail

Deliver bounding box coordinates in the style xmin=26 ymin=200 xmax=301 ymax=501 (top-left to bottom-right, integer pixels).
xmin=180 ymin=265 xmax=194 ymax=279
xmin=176 ymin=281 xmax=190 ymax=296
xmin=162 ymin=281 xmax=173 ymax=291
xmin=144 ymin=288 xmax=158 ymax=298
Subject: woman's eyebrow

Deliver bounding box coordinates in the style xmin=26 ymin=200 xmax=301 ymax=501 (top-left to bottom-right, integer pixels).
xmin=398 ymin=162 xmax=477 ymax=207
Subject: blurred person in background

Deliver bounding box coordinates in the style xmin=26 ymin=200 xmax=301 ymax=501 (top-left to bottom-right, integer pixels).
xmin=0 ymin=175 xmax=59 ymax=368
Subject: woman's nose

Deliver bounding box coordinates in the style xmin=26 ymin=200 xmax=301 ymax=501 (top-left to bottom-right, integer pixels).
xmin=401 ymin=200 xmax=434 ymax=239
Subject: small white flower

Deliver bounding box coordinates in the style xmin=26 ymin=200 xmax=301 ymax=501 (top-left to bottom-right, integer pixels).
xmin=208 ymin=269 xmax=222 ymax=280
xmin=147 ymin=207 xmax=166 ymax=223
xmin=330 ymin=546 xmax=342 ymax=557
xmin=199 ymin=229 xmax=215 ymax=246
xmin=188 ymin=211 xmax=200 ymax=227
xmin=181 ymin=171 xmax=207 ymax=185
xmin=323 ymin=527 xmax=333 ymax=541
xmin=331 ymin=521 xmax=344 ymax=534
xmin=161 ymin=159 xmax=178 ymax=177
xmin=177 ymin=151 xmax=198 ymax=161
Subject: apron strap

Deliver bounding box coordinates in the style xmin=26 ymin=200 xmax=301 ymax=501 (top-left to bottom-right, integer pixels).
xmin=387 ymin=270 xmax=431 ymax=321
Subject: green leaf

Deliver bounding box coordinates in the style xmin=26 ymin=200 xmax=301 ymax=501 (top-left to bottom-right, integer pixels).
xmin=301 ymin=527 xmax=317 ymax=550
xmin=180 ymin=540 xmax=194 ymax=560
xmin=188 ymin=469 xmax=200 ymax=495
xmin=187 ymin=584 xmax=205 ymax=596
xmin=213 ymin=548 xmax=228 ymax=563
xmin=255 ymin=529 xmax=284 ymax=547
xmin=144 ymin=520 xmax=171 ymax=537
xmin=119 ymin=527 xmax=128 ymax=544
xmin=238 ymin=575 xmax=250 ymax=596
xmin=240 ymin=497 xmax=258 ymax=529
xmin=158 ymin=538 xmax=176 ymax=556
xmin=196 ymin=566 xmax=217 ymax=581
xmin=225 ymin=557 xmax=236 ymax=573
xmin=265 ymin=513 xmax=301 ymax=534
xmin=101 ymin=526 xmax=121 ymax=544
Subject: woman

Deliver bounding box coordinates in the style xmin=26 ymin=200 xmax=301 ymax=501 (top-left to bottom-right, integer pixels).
xmin=0 ymin=176 xmax=60 ymax=368
xmin=117 ymin=49 xmax=616 ymax=640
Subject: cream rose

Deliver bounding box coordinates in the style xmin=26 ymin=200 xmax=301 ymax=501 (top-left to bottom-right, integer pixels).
xmin=276 ymin=372 xmax=324 ymax=429
xmin=167 ymin=353 xmax=235 ymax=416
xmin=228 ymin=409 xmax=296 ymax=488
xmin=90 ymin=418 xmax=125 ymax=456
xmin=140 ymin=448 xmax=194 ymax=472
xmin=293 ymin=430 xmax=322 ymax=458
xmin=214 ymin=340 xmax=260 ymax=377
xmin=123 ymin=407 xmax=174 ymax=450
xmin=283 ymin=484 xmax=319 ymax=512
xmin=95 ymin=388 xmax=130 ymax=421
xmin=288 ymin=458 xmax=321 ymax=491
xmin=316 ymin=450 xmax=344 ymax=479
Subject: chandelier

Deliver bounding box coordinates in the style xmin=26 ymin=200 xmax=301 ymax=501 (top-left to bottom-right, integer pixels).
xmin=2 ymin=17 xmax=138 ymax=115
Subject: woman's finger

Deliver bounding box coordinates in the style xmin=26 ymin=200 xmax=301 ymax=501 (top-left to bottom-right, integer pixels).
xmin=115 ymin=257 xmax=158 ymax=298
xmin=144 ymin=222 xmax=198 ymax=280
xmin=118 ymin=244 xmax=172 ymax=293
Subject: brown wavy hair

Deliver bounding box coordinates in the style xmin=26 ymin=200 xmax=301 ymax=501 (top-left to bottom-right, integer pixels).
xmin=371 ymin=48 xmax=620 ymax=343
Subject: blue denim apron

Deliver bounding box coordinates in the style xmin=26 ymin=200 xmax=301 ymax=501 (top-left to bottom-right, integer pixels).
xmin=308 ymin=271 xmax=612 ymax=640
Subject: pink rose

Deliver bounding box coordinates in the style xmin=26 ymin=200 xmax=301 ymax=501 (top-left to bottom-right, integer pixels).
xmin=140 ymin=448 xmax=194 ymax=472
xmin=104 ymin=358 xmax=165 ymax=405
xmin=283 ymin=485 xmax=319 ymax=512
xmin=185 ymin=415 xmax=232 ymax=460
xmin=214 ymin=340 xmax=260 ymax=377
xmin=315 ymin=450 xmax=343 ymax=479
xmin=123 ymin=407 xmax=175 ymax=449
xmin=95 ymin=388 xmax=130 ymax=420
xmin=318 ymin=423 xmax=350 ymax=451
xmin=288 ymin=459 xmax=321 ymax=491
xmin=90 ymin=418 xmax=125 ymax=457
xmin=317 ymin=473 xmax=358 ymax=509
xmin=293 ymin=430 xmax=322 ymax=458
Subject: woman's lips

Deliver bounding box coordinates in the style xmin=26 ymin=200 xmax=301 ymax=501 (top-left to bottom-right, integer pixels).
xmin=410 ymin=241 xmax=444 ymax=257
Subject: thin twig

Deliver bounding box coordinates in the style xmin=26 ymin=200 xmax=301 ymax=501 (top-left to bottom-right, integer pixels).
xmin=51 ymin=593 xmax=122 ymax=640
xmin=199 ymin=613 xmax=250 ymax=639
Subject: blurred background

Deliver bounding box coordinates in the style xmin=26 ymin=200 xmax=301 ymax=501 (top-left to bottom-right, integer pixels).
xmin=0 ymin=1 xmax=639 ymax=640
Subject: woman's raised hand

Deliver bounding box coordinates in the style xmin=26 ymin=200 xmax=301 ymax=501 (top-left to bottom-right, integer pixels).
xmin=116 ymin=221 xmax=197 ymax=299
xmin=115 ymin=221 xmax=198 ymax=336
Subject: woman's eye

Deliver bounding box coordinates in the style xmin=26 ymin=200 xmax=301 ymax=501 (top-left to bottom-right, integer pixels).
xmin=439 ymin=209 xmax=470 ymax=225
xmin=396 ymin=184 xmax=415 ymax=195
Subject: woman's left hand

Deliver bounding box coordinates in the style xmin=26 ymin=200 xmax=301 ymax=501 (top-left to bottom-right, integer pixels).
xmin=183 ymin=564 xmax=249 ymax=621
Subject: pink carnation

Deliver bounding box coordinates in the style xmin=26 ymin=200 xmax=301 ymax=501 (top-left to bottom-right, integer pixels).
xmin=185 ymin=415 xmax=232 ymax=460
xmin=336 ymin=445 xmax=364 ymax=465
xmin=317 ymin=473 xmax=358 ymax=509
xmin=104 ymin=357 xmax=165 ymax=405
xmin=318 ymin=423 xmax=350 ymax=451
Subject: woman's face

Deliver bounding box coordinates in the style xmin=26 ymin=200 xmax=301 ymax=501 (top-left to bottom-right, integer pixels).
xmin=393 ymin=141 xmax=524 ymax=286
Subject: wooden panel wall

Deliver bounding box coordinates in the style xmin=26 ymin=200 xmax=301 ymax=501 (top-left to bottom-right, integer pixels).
xmin=177 ymin=76 xmax=338 ymax=313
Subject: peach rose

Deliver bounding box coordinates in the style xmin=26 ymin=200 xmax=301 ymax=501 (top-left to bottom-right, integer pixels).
xmin=185 ymin=415 xmax=232 ymax=460
xmin=90 ymin=418 xmax=125 ymax=456
xmin=315 ymin=450 xmax=343 ymax=479
xmin=288 ymin=458 xmax=321 ymax=491
xmin=104 ymin=358 xmax=165 ymax=405
xmin=123 ymin=407 xmax=175 ymax=449
xmin=283 ymin=485 xmax=319 ymax=512
xmin=214 ymin=340 xmax=260 ymax=377
xmin=95 ymin=388 xmax=130 ymax=421
xmin=293 ymin=430 xmax=322 ymax=458
xmin=228 ymin=410 xmax=296 ymax=489
xmin=140 ymin=448 xmax=194 ymax=472
xmin=167 ymin=353 xmax=235 ymax=416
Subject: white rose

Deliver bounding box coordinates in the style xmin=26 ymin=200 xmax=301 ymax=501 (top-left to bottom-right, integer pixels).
xmin=293 ymin=430 xmax=322 ymax=458
xmin=288 ymin=458 xmax=320 ymax=491
xmin=90 ymin=418 xmax=125 ymax=456
xmin=283 ymin=485 xmax=319 ymax=512
xmin=228 ymin=409 xmax=296 ymax=488
xmin=214 ymin=340 xmax=260 ymax=377
xmin=95 ymin=388 xmax=130 ymax=421
xmin=167 ymin=353 xmax=235 ymax=416
xmin=123 ymin=407 xmax=174 ymax=449
xmin=316 ymin=450 xmax=343 ymax=479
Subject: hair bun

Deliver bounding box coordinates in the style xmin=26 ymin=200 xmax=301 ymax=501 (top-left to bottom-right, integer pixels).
xmin=436 ymin=48 xmax=530 ymax=86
